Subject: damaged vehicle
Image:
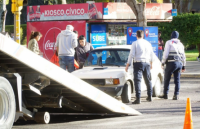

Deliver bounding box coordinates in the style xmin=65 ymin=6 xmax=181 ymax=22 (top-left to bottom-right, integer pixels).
xmin=72 ymin=45 xmax=163 ymax=103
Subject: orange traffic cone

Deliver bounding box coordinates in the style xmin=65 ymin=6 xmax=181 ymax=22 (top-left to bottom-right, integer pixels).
xmin=183 ymin=98 xmax=193 ymax=129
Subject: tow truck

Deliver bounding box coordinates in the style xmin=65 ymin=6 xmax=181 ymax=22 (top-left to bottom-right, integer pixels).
xmin=0 ymin=33 xmax=141 ymax=129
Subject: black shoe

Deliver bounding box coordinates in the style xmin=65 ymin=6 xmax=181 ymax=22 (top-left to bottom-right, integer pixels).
xmin=172 ymin=95 xmax=179 ymax=100
xmin=146 ymin=96 xmax=152 ymax=102
xmin=158 ymin=94 xmax=168 ymax=99
xmin=132 ymin=98 xmax=141 ymax=104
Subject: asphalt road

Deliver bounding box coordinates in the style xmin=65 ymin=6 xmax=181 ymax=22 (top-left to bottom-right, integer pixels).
xmin=183 ymin=61 xmax=200 ymax=74
xmin=13 ymin=78 xmax=200 ymax=129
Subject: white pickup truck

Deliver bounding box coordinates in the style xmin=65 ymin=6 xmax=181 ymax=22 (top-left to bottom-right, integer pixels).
xmin=72 ymin=45 xmax=164 ymax=103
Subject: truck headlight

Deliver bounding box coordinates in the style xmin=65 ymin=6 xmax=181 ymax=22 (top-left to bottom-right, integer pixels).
xmin=105 ymin=78 xmax=120 ymax=85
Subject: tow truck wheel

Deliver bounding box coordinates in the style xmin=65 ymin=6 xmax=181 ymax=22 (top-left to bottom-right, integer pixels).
xmin=153 ymin=76 xmax=161 ymax=97
xmin=121 ymin=81 xmax=132 ymax=103
xmin=0 ymin=77 xmax=16 ymax=129
xmin=34 ymin=112 xmax=50 ymax=124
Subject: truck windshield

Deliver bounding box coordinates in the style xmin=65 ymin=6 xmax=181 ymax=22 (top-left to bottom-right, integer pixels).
xmin=84 ymin=49 xmax=130 ymax=67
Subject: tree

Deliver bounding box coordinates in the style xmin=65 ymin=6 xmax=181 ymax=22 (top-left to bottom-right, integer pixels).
xmin=126 ymin=0 xmax=147 ymax=27
xmin=60 ymin=0 xmax=67 ymax=4
xmin=173 ymin=0 xmax=194 ymax=13
xmin=0 ymin=0 xmax=9 ymax=32
xmin=163 ymin=0 xmax=171 ymax=2
xmin=55 ymin=0 xmax=67 ymax=4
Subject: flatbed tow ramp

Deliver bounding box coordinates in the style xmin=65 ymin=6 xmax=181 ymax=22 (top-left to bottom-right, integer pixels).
xmin=0 ymin=33 xmax=141 ymax=129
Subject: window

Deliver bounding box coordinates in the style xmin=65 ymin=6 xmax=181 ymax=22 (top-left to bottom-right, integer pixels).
xmin=108 ymin=24 xmax=136 ymax=46
xmin=84 ymin=49 xmax=130 ymax=67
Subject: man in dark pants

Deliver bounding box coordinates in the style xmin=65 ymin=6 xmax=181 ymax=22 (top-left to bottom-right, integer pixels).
xmin=159 ymin=31 xmax=186 ymax=100
xmin=125 ymin=30 xmax=154 ymax=104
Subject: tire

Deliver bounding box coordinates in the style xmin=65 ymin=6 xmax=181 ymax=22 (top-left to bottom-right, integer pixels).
xmin=121 ymin=81 xmax=132 ymax=103
xmin=0 ymin=77 xmax=16 ymax=129
xmin=153 ymin=76 xmax=161 ymax=97
xmin=34 ymin=112 xmax=50 ymax=124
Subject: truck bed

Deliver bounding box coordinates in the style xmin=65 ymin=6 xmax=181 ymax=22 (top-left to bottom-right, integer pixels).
xmin=0 ymin=33 xmax=141 ymax=115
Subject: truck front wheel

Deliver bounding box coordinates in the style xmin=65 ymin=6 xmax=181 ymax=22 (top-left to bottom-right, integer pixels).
xmin=34 ymin=112 xmax=50 ymax=124
xmin=0 ymin=77 xmax=16 ymax=129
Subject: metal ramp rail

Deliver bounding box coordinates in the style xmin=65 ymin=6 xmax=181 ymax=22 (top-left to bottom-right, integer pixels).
xmin=0 ymin=33 xmax=141 ymax=116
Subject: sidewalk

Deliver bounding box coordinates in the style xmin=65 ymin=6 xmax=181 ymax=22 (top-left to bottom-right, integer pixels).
xmin=181 ymin=61 xmax=200 ymax=78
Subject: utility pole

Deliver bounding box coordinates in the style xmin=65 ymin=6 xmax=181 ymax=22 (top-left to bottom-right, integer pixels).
xmin=11 ymin=0 xmax=27 ymax=44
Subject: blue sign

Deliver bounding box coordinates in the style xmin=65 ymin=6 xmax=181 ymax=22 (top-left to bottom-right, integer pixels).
xmin=86 ymin=23 xmax=89 ymax=42
xmin=127 ymin=27 xmax=143 ymax=45
xmin=144 ymin=27 xmax=158 ymax=44
xmin=91 ymin=24 xmax=106 ymax=33
xmin=172 ymin=9 xmax=177 ymax=16
xmin=91 ymin=24 xmax=107 ymax=49
xmin=151 ymin=43 xmax=158 ymax=56
xmin=104 ymin=8 xmax=108 ymax=15
xmin=92 ymin=44 xmax=107 ymax=49
xmin=91 ymin=33 xmax=107 ymax=44
xmin=127 ymin=26 xmax=159 ymax=57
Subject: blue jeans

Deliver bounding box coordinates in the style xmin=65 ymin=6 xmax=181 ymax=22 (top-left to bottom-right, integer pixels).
xmin=59 ymin=56 xmax=74 ymax=73
xmin=133 ymin=62 xmax=152 ymax=98
xmin=164 ymin=61 xmax=182 ymax=95
xmin=158 ymin=50 xmax=163 ymax=61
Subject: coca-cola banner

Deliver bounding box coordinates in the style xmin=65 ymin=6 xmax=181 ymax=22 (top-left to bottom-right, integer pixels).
xmin=27 ymin=21 xmax=86 ymax=60
xmin=27 ymin=3 xmax=103 ymax=21
xmin=103 ymin=3 xmax=172 ymax=20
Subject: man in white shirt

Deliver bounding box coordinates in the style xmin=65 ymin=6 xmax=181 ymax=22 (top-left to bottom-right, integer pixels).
xmin=125 ymin=30 xmax=154 ymax=104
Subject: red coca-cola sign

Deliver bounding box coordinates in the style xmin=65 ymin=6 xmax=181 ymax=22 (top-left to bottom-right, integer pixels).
xmin=103 ymin=3 xmax=172 ymax=20
xmin=28 ymin=6 xmax=35 ymax=21
xmin=88 ymin=3 xmax=98 ymax=19
xmin=42 ymin=27 xmax=61 ymax=59
xmin=145 ymin=4 xmax=162 ymax=19
xmin=35 ymin=6 xmax=41 ymax=20
xmin=27 ymin=21 xmax=86 ymax=60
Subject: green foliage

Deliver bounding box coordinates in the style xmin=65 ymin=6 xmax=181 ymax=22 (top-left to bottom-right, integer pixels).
xmin=94 ymin=0 xmax=110 ymax=2
xmin=185 ymin=49 xmax=199 ymax=61
xmin=6 ymin=0 xmax=9 ymax=4
xmin=148 ymin=13 xmax=200 ymax=50
xmin=172 ymin=13 xmax=200 ymax=48
xmin=0 ymin=0 xmax=9 ymax=4
xmin=148 ymin=22 xmax=172 ymax=44
xmin=44 ymin=0 xmax=56 ymax=5
xmin=5 ymin=24 xmax=27 ymax=45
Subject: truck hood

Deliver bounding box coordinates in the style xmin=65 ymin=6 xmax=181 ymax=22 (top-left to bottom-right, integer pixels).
xmin=72 ymin=67 xmax=126 ymax=79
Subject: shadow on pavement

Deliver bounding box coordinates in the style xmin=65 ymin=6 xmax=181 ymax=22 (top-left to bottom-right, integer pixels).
xmin=13 ymin=114 xmax=125 ymax=126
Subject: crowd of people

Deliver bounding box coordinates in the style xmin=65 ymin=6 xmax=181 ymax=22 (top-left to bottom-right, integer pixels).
xmin=26 ymin=26 xmax=187 ymax=104
xmin=27 ymin=25 xmax=94 ymax=73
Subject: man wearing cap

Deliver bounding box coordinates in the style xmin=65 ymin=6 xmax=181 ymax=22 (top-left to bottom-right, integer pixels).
xmin=56 ymin=25 xmax=78 ymax=73
xmin=159 ymin=31 xmax=186 ymax=100
xmin=125 ymin=30 xmax=154 ymax=104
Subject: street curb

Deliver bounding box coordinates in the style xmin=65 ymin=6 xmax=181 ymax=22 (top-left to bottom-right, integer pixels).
xmin=181 ymin=74 xmax=200 ymax=78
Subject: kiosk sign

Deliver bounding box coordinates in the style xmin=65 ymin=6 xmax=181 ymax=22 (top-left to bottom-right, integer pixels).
xmin=27 ymin=3 xmax=103 ymax=21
